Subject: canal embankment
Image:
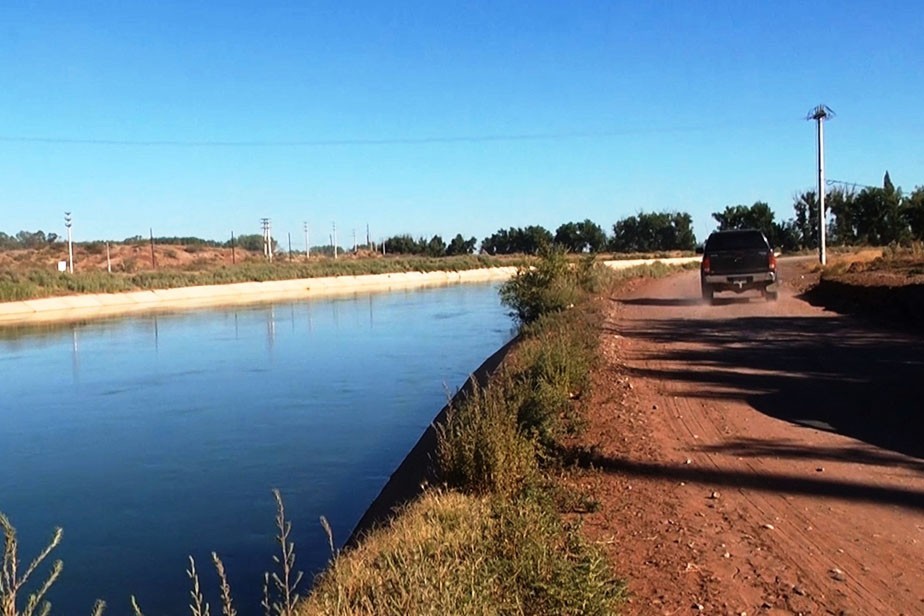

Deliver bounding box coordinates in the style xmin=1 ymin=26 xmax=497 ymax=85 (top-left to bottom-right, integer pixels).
xmin=0 ymin=257 xmax=697 ymax=326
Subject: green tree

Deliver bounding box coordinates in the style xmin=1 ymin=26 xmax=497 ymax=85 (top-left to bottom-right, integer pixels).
xmin=425 ymin=234 xmax=447 ymax=257
xmin=384 ymin=234 xmax=423 ymax=254
xmin=446 ymin=234 xmax=477 ymax=256
xmin=843 ymin=173 xmax=909 ymax=245
xmin=904 ymin=186 xmax=924 ymax=240
xmin=610 ymin=211 xmax=695 ymax=253
xmin=482 ymin=226 xmax=552 ymax=255
xmin=792 ymin=191 xmax=819 ymax=249
xmin=554 ymin=219 xmax=607 ymax=253
xmin=712 ymin=202 xmax=790 ymax=247
xmin=233 ymin=233 xmax=275 ymax=252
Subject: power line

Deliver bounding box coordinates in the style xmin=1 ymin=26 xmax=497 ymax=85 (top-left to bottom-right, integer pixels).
xmin=0 ymin=120 xmax=797 ymax=148
xmin=826 ymin=178 xmax=877 ymax=191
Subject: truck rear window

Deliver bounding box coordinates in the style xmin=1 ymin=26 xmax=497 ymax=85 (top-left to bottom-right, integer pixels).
xmin=705 ymin=231 xmax=768 ymax=251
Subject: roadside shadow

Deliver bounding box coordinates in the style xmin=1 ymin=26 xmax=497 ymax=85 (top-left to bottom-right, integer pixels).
xmin=800 ymin=280 xmax=924 ymax=334
xmin=694 ymin=437 xmax=924 ymax=474
xmin=619 ymin=315 xmax=924 ymax=461
xmin=561 ymin=446 xmax=924 ymax=512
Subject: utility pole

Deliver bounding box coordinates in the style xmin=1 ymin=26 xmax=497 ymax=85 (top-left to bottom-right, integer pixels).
xmin=230 ymin=230 xmax=236 ymax=264
xmin=807 ymin=104 xmax=835 ymax=266
xmin=261 ymin=217 xmax=272 ymax=261
xmin=149 ymin=228 xmax=156 ymax=269
xmin=352 ymin=228 xmax=357 ymax=253
xmin=304 ymin=221 xmax=309 ymax=259
xmin=64 ymin=211 xmax=73 ymax=273
xmin=287 ymin=232 xmax=292 ymax=260
xmin=332 ymin=221 xmax=338 ymax=259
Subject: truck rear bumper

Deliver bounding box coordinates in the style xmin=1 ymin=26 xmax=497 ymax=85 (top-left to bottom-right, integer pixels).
xmin=702 ymin=271 xmax=776 ymax=290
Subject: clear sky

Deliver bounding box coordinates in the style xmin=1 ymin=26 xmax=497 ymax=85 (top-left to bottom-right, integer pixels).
xmin=1 ymin=1 xmax=922 ymax=247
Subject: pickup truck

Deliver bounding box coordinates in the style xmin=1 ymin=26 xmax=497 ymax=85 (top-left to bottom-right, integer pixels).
xmin=698 ymin=229 xmax=778 ymax=303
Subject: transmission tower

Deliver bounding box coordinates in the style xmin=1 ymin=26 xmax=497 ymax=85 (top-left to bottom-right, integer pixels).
xmin=806 ymin=104 xmax=835 ymax=265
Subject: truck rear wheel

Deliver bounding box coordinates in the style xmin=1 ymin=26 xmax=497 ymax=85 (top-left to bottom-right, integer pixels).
xmin=701 ymin=284 xmax=714 ymax=304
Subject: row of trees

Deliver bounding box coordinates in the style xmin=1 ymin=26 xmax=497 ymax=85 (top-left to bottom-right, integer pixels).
xmin=7 ymin=172 xmax=922 ymax=258
xmin=481 ymin=216 xmax=695 ymax=255
xmin=382 ymin=233 xmax=478 ymax=257
xmin=714 ymin=172 xmax=924 ymax=251
xmin=0 ymin=230 xmax=60 ymax=249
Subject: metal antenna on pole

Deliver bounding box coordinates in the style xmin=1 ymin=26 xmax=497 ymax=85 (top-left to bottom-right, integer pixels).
xmin=806 ymin=104 xmax=835 ymax=266
xmin=64 ymin=211 xmax=73 ymax=273
xmin=332 ymin=222 xmax=338 ymax=259
xmin=261 ymin=217 xmax=272 ymax=261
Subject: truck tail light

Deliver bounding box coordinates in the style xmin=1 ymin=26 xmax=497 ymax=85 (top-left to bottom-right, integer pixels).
xmin=702 ymin=255 xmax=711 ymax=273
xmin=768 ymin=252 xmax=777 ymax=270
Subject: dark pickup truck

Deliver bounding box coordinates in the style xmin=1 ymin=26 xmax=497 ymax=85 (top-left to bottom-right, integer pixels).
xmin=699 ymin=229 xmax=778 ymax=303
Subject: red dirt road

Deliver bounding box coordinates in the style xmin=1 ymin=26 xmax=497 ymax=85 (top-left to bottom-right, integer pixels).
xmin=577 ymin=259 xmax=924 ymax=615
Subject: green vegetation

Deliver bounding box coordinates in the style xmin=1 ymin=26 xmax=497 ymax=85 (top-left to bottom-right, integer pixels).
xmin=382 ymin=233 xmax=478 ymax=256
xmin=716 ymin=172 xmax=924 ymax=252
xmin=610 ymin=211 xmax=696 ymax=253
xmin=0 ymin=255 xmax=521 ymax=302
xmin=303 ymin=251 xmax=630 ymax=615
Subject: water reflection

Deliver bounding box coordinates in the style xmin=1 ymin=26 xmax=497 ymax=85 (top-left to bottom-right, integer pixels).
xmin=71 ymin=328 xmax=79 ymax=382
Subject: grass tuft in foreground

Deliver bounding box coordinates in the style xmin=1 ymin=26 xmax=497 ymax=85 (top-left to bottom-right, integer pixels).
xmin=300 ymin=490 xmax=624 ymax=616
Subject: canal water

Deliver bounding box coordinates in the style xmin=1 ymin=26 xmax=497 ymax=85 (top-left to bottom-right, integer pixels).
xmin=0 ymin=282 xmax=513 ymax=614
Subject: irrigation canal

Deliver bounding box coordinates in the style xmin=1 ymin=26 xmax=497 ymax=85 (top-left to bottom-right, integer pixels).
xmin=0 ymin=282 xmax=513 ymax=614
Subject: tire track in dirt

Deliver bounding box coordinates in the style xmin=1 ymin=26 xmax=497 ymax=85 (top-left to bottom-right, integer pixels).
xmin=575 ymin=260 xmax=924 ymax=615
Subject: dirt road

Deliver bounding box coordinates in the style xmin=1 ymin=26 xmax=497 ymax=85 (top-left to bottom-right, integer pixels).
xmin=576 ymin=258 xmax=924 ymax=615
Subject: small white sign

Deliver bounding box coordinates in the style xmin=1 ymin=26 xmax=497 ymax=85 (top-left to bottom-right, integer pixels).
xmin=57 ymin=261 xmax=67 ymax=272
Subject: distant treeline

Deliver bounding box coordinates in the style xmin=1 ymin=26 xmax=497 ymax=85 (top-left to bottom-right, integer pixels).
xmin=4 ymin=171 xmax=922 ymax=256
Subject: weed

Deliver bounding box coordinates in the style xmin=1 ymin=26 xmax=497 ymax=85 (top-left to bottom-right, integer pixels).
xmin=436 ymin=379 xmax=539 ymax=495
xmin=1 ymin=512 xmax=63 ymax=616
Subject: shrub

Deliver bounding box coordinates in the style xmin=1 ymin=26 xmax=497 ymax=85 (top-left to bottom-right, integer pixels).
xmin=499 ymin=246 xmax=579 ymax=325
xmin=436 ymin=379 xmax=538 ymax=495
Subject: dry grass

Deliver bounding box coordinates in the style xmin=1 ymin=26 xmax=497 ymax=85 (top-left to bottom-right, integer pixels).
xmin=300 ymin=491 xmax=624 ymax=616
xmin=1 ymin=512 xmax=62 ymax=616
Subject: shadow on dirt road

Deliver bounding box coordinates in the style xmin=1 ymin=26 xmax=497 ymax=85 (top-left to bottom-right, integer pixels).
xmin=611 ymin=313 xmax=924 ymax=461
xmin=562 ymin=447 xmax=924 ymax=511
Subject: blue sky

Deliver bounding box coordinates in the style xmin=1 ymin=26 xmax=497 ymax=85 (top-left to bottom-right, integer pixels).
xmin=1 ymin=1 xmax=922 ymax=247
